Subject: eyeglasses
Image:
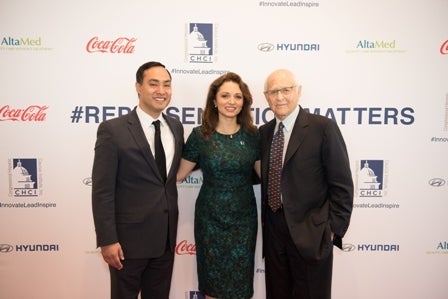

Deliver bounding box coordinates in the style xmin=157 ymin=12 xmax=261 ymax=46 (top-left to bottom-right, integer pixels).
xmin=264 ymin=86 xmax=296 ymax=97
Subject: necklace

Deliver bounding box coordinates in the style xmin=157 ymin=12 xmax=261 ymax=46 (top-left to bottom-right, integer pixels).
xmin=216 ymin=125 xmax=240 ymax=139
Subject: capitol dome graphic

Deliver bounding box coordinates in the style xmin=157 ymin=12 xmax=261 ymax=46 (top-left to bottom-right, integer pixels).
xmin=12 ymin=160 xmax=36 ymax=189
xmin=358 ymin=160 xmax=381 ymax=190
xmin=188 ymin=24 xmax=211 ymax=55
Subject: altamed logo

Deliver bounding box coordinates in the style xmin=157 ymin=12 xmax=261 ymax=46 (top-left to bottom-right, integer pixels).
xmin=356 ymin=39 xmax=396 ymax=49
xmin=347 ymin=39 xmax=405 ymax=53
xmin=426 ymin=241 xmax=448 ymax=255
xmin=178 ymin=172 xmax=203 ymax=189
xmin=1 ymin=36 xmax=52 ymax=51
xmin=1 ymin=36 xmax=42 ymax=46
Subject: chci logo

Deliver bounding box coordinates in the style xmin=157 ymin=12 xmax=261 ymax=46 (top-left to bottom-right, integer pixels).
xmin=187 ymin=291 xmax=205 ymax=299
xmin=356 ymin=160 xmax=388 ymax=198
xmin=186 ymin=23 xmax=216 ymax=63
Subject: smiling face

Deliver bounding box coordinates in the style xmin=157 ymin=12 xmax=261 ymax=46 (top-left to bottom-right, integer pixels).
xmin=135 ymin=66 xmax=172 ymax=119
xmin=214 ymin=81 xmax=244 ymax=120
xmin=264 ymin=69 xmax=301 ymax=121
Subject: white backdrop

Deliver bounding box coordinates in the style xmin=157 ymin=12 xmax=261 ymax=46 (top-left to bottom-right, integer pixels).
xmin=1 ymin=0 xmax=447 ymax=298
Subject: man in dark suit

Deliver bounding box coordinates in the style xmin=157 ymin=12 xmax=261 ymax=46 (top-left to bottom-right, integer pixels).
xmin=92 ymin=61 xmax=184 ymax=299
xmin=259 ymin=69 xmax=353 ymax=299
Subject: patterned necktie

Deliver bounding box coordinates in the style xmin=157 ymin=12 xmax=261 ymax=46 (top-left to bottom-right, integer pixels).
xmin=153 ymin=120 xmax=167 ymax=182
xmin=268 ymin=122 xmax=284 ymax=212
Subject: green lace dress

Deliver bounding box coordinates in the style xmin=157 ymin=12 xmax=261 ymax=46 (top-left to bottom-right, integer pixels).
xmin=183 ymin=126 xmax=259 ymax=299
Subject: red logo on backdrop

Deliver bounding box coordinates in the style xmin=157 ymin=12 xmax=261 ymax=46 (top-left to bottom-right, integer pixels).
xmin=440 ymin=39 xmax=448 ymax=55
xmin=86 ymin=36 xmax=137 ymax=54
xmin=175 ymin=240 xmax=196 ymax=255
xmin=0 ymin=105 xmax=48 ymax=121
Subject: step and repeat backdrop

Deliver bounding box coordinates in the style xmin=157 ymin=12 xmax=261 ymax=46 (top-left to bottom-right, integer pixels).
xmin=1 ymin=0 xmax=447 ymax=298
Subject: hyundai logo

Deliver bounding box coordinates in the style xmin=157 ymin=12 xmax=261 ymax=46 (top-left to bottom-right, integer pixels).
xmin=83 ymin=177 xmax=92 ymax=186
xmin=0 ymin=244 xmax=14 ymax=253
xmin=258 ymin=43 xmax=274 ymax=52
xmin=342 ymin=243 xmax=356 ymax=252
xmin=428 ymin=178 xmax=446 ymax=187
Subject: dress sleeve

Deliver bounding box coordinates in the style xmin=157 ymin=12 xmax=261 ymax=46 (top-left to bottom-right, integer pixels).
xmin=252 ymin=129 xmax=261 ymax=185
xmin=182 ymin=126 xmax=201 ymax=164
xmin=255 ymin=129 xmax=261 ymax=161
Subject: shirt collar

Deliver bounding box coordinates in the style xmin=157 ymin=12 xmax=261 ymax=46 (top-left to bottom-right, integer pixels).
xmin=136 ymin=105 xmax=166 ymax=128
xmin=275 ymin=105 xmax=300 ymax=132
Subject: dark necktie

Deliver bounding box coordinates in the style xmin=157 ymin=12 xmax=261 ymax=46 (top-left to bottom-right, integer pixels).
xmin=153 ymin=120 xmax=167 ymax=182
xmin=268 ymin=122 xmax=284 ymax=212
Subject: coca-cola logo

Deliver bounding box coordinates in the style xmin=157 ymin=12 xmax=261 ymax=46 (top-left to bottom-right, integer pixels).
xmin=0 ymin=105 xmax=48 ymax=121
xmin=175 ymin=240 xmax=196 ymax=255
xmin=440 ymin=39 xmax=448 ymax=55
xmin=86 ymin=36 xmax=137 ymax=54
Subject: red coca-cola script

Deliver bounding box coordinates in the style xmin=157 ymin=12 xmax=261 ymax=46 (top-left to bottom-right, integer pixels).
xmin=86 ymin=36 xmax=137 ymax=54
xmin=440 ymin=39 xmax=448 ymax=55
xmin=175 ymin=240 xmax=196 ymax=255
xmin=0 ymin=105 xmax=48 ymax=121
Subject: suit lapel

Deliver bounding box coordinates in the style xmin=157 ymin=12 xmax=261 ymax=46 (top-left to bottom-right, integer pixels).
xmin=163 ymin=114 xmax=182 ymax=180
xmin=127 ymin=109 xmax=159 ymax=173
xmin=284 ymin=108 xmax=309 ymax=166
xmin=261 ymin=120 xmax=276 ymax=179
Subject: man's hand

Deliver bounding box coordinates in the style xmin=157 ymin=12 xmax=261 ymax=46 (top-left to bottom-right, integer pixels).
xmin=101 ymin=243 xmax=124 ymax=270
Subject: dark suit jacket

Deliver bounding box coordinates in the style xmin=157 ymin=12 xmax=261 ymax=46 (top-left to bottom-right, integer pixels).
xmin=260 ymin=106 xmax=353 ymax=262
xmin=92 ymin=108 xmax=184 ymax=259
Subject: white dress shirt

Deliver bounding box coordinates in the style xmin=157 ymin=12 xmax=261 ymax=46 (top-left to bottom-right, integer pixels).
xmin=274 ymin=105 xmax=300 ymax=160
xmin=136 ymin=105 xmax=175 ymax=176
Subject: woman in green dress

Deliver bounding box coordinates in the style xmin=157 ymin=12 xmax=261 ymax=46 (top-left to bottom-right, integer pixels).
xmin=177 ymin=72 xmax=260 ymax=299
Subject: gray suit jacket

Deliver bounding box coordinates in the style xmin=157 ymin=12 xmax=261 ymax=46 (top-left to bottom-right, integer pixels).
xmin=92 ymin=108 xmax=184 ymax=258
xmin=260 ymin=106 xmax=353 ymax=261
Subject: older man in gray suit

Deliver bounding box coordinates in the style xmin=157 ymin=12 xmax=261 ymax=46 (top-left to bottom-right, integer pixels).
xmin=92 ymin=61 xmax=184 ymax=299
